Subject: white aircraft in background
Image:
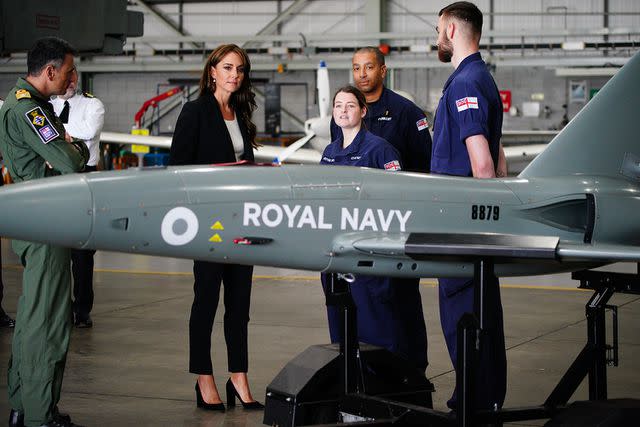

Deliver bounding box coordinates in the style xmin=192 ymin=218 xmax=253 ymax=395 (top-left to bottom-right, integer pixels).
xmin=100 ymin=60 xmax=555 ymax=171
xmin=100 ymin=130 xmax=322 ymax=164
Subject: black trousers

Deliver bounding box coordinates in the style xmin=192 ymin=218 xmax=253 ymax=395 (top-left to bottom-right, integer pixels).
xmin=71 ymin=248 xmax=96 ymax=316
xmin=189 ymin=260 xmax=253 ymax=374
xmin=0 ymin=181 xmax=4 ymax=315
xmin=71 ymin=165 xmax=97 ymax=317
xmin=0 ymin=238 xmax=5 ymax=315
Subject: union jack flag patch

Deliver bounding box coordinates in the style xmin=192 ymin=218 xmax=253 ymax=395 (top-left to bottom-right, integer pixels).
xmin=416 ymin=117 xmax=428 ymax=131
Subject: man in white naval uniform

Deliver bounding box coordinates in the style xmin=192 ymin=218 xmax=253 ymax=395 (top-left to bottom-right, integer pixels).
xmin=51 ymin=81 xmax=105 ymax=328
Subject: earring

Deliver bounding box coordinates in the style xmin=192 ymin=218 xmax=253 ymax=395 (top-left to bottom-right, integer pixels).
xmin=213 ymin=78 xmax=216 ymax=83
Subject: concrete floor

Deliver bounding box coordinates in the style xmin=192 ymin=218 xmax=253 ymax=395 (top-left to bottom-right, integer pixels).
xmin=1 ymin=243 xmax=639 ymax=426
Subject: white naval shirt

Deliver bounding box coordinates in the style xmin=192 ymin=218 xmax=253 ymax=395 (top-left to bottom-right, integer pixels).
xmin=51 ymin=92 xmax=105 ymax=167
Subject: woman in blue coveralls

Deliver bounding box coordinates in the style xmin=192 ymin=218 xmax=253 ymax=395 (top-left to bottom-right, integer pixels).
xmin=320 ymin=85 xmax=413 ymax=363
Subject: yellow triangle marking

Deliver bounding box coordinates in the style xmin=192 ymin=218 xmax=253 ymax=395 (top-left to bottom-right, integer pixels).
xmin=211 ymin=221 xmax=224 ymax=230
xmin=209 ymin=234 xmax=223 ymax=243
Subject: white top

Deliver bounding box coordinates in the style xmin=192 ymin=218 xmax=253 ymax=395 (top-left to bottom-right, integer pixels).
xmin=50 ymin=92 xmax=105 ymax=167
xmin=224 ymin=116 xmax=244 ymax=161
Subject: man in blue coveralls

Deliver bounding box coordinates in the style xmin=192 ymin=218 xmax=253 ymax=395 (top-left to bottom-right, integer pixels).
xmin=332 ymin=47 xmax=432 ymax=173
xmin=328 ymin=48 xmax=431 ymax=373
xmin=432 ymin=1 xmax=508 ymax=411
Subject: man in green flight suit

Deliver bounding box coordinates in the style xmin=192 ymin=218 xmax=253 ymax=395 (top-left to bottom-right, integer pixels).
xmin=0 ymin=37 xmax=89 ymax=427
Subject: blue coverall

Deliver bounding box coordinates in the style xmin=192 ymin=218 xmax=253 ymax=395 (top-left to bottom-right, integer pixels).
xmin=331 ymin=87 xmax=432 ymax=173
xmin=431 ymin=52 xmax=507 ymax=410
xmin=320 ymin=128 xmax=427 ymax=371
xmin=328 ymin=88 xmax=431 ymax=372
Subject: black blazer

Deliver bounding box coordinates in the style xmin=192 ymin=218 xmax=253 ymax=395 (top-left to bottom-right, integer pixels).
xmin=169 ymin=91 xmax=255 ymax=166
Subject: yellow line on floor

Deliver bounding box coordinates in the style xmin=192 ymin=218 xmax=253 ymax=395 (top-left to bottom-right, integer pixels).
xmin=3 ymin=264 xmax=589 ymax=292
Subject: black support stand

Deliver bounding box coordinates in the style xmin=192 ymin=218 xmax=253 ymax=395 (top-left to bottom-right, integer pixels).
xmin=326 ymin=273 xmax=360 ymax=396
xmin=324 ymin=273 xmax=437 ymax=425
xmin=456 ymin=259 xmax=499 ymax=427
xmin=265 ymin=258 xmax=640 ymax=426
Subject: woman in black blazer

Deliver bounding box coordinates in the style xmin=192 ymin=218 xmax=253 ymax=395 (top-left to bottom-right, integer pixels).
xmin=169 ymin=44 xmax=262 ymax=411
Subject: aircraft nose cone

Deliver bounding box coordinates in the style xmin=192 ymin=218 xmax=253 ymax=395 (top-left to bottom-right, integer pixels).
xmin=0 ymin=175 xmax=93 ymax=247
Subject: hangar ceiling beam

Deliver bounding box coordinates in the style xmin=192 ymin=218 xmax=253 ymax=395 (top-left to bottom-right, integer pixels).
xmin=134 ymin=0 xmax=203 ymax=50
xmin=0 ymin=55 xmax=631 ymax=74
xmin=136 ymin=27 xmax=639 ymax=45
xmin=243 ymin=0 xmax=310 ymax=48
xmin=364 ymin=0 xmax=384 ymax=34
xmin=387 ymin=0 xmax=437 ymax=29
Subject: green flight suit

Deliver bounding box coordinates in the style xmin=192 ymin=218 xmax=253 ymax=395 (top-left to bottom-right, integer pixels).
xmin=0 ymin=78 xmax=89 ymax=426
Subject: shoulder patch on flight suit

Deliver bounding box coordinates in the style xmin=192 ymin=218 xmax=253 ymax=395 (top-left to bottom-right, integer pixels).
xmin=24 ymin=107 xmax=60 ymax=144
xmin=15 ymin=89 xmax=31 ymax=100
xmin=416 ymin=117 xmax=428 ymax=131
xmin=82 ymin=91 xmax=95 ymax=98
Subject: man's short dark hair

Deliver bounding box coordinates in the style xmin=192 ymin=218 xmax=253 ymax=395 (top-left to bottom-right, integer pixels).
xmin=439 ymin=1 xmax=483 ymax=39
xmin=27 ymin=37 xmax=77 ymax=77
xmin=354 ymin=46 xmax=385 ymax=66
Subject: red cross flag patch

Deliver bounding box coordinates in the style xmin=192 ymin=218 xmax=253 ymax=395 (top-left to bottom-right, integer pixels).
xmin=416 ymin=117 xmax=429 ymax=131
xmin=384 ymin=160 xmax=401 ymax=171
xmin=456 ymin=97 xmax=479 ymax=112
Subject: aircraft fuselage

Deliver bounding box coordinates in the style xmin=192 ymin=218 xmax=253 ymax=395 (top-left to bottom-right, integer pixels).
xmin=1 ymin=164 xmax=637 ymax=278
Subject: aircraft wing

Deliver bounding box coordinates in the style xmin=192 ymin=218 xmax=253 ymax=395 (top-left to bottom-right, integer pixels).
xmin=100 ymin=131 xmax=321 ymax=164
xmin=254 ymin=143 xmax=321 ymax=164
xmin=271 ymin=132 xmax=316 ymax=164
xmin=501 ymin=130 xmax=558 ymax=144
xmin=502 ymin=144 xmax=547 ymax=162
xmin=100 ymin=131 xmax=548 ymax=168
xmin=100 ymin=131 xmax=172 ymax=149
xmin=503 ymin=143 xmax=548 ymax=174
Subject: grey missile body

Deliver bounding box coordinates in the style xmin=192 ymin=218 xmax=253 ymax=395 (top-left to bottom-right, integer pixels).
xmin=2 ymin=163 xmax=635 ymax=278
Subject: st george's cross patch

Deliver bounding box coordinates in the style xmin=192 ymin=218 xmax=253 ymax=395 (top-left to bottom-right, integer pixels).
xmin=25 ymin=107 xmax=60 ymax=144
xmin=384 ymin=160 xmax=401 ymax=171
xmin=456 ymin=97 xmax=479 ymax=112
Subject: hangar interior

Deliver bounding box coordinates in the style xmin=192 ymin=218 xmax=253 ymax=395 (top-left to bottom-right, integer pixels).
xmin=1 ymin=1 xmax=640 ymax=426
xmin=1 ymin=0 xmax=639 ymax=140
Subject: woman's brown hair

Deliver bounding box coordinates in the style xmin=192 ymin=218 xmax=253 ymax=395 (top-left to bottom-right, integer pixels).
xmin=332 ymin=85 xmax=368 ymax=111
xmin=332 ymin=85 xmax=368 ymax=129
xmin=200 ymin=44 xmax=258 ymax=148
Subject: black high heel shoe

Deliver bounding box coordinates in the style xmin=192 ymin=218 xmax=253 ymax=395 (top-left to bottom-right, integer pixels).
xmin=226 ymin=378 xmax=264 ymax=410
xmin=195 ymin=381 xmax=226 ymax=411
